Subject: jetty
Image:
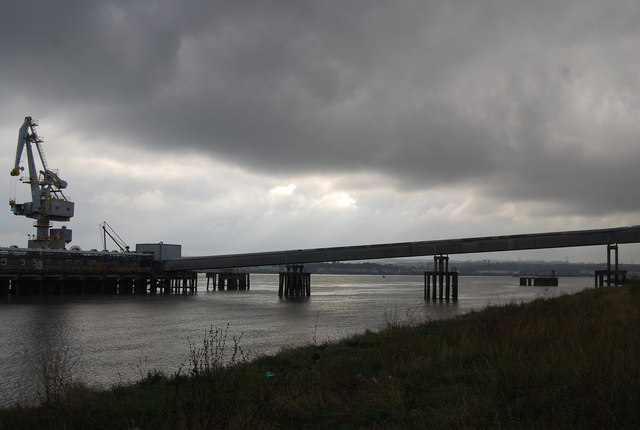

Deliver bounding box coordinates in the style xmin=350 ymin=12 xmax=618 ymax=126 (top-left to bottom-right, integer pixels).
xmin=0 ymin=246 xmax=196 ymax=296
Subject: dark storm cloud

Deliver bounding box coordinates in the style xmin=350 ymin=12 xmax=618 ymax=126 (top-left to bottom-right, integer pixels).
xmin=2 ymin=0 xmax=640 ymax=216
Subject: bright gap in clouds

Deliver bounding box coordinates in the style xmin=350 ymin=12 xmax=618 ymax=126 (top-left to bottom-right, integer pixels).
xmin=316 ymin=192 xmax=357 ymax=209
xmin=269 ymin=184 xmax=296 ymax=195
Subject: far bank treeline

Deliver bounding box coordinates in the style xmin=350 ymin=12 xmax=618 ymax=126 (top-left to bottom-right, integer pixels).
xmin=248 ymin=260 xmax=640 ymax=277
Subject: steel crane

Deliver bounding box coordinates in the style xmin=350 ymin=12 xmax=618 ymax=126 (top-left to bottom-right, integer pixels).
xmin=100 ymin=221 xmax=130 ymax=252
xmin=9 ymin=116 xmax=74 ymax=249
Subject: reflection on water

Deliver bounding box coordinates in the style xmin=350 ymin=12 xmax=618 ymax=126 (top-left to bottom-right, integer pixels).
xmin=0 ymin=274 xmax=591 ymax=406
xmin=2 ymin=300 xmax=79 ymax=405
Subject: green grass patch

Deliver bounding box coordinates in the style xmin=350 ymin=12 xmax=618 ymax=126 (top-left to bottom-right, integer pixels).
xmin=2 ymin=286 xmax=639 ymax=429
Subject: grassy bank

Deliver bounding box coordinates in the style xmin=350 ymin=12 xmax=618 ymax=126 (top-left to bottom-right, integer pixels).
xmin=2 ymin=285 xmax=639 ymax=429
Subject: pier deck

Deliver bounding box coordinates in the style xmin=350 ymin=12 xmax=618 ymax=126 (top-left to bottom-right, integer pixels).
xmin=0 ymin=247 xmax=196 ymax=295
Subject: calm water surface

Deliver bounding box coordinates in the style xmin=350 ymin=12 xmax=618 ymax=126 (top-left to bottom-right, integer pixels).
xmin=0 ymin=274 xmax=591 ymax=406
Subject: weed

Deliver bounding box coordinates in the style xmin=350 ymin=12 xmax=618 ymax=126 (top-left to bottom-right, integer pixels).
xmin=32 ymin=340 xmax=79 ymax=406
xmin=134 ymin=355 xmax=151 ymax=382
xmin=174 ymin=323 xmax=251 ymax=429
xmin=312 ymin=310 xmax=320 ymax=344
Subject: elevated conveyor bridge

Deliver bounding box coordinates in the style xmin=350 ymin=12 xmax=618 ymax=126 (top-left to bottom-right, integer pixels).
xmin=162 ymin=225 xmax=640 ymax=271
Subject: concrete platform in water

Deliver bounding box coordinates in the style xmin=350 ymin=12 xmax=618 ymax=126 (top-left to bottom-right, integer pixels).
xmin=0 ymin=247 xmax=196 ymax=296
xmin=519 ymin=276 xmax=558 ymax=287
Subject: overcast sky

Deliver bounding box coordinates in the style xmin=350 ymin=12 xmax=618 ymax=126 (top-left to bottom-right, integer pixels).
xmin=2 ymin=0 xmax=640 ymax=263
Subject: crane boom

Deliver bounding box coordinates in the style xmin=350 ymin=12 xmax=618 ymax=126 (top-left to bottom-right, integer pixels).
xmin=9 ymin=116 xmax=74 ymax=249
xmin=100 ymin=222 xmax=130 ymax=252
xmin=11 ymin=118 xmax=30 ymax=175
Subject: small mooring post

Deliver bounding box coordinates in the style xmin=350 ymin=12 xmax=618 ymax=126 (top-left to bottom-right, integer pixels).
xmin=424 ymin=255 xmax=458 ymax=301
xmin=595 ymin=244 xmax=626 ymax=287
xmin=278 ymin=264 xmax=311 ymax=297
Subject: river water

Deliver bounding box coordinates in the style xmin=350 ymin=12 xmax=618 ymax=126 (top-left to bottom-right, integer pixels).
xmin=0 ymin=274 xmax=592 ymax=406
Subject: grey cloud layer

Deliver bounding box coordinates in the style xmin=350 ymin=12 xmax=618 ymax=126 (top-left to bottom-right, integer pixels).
xmin=2 ymin=0 xmax=639 ymax=216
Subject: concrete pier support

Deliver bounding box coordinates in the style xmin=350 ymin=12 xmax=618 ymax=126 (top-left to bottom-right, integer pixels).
xmin=278 ymin=264 xmax=310 ymax=297
xmin=0 ymin=278 xmax=9 ymax=296
xmin=424 ymin=255 xmax=458 ymax=301
xmin=167 ymin=273 xmax=197 ymax=294
xmin=595 ymin=270 xmax=627 ymax=287
xmin=595 ymin=244 xmax=626 ymax=287
xmin=608 ymin=244 xmax=619 ymax=286
xmin=206 ymin=271 xmax=250 ymax=291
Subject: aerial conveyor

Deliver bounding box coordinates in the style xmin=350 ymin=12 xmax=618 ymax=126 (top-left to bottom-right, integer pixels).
xmin=9 ymin=116 xmax=74 ymax=249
